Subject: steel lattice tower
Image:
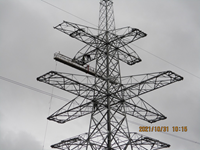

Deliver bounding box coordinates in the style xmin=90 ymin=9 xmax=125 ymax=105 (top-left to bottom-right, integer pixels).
xmin=37 ymin=0 xmax=183 ymax=149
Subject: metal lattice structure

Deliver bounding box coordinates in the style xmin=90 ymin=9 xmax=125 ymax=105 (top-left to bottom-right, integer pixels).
xmin=37 ymin=0 xmax=183 ymax=149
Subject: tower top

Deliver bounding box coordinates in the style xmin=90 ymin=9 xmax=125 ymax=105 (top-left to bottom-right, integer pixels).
xmin=98 ymin=0 xmax=115 ymax=33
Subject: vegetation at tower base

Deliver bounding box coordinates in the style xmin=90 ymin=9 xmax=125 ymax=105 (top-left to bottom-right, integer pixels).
xmin=37 ymin=0 xmax=183 ymax=149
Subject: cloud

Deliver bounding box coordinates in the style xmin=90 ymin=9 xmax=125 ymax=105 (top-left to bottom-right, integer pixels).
xmin=0 ymin=116 xmax=42 ymax=150
xmin=0 ymin=131 xmax=42 ymax=150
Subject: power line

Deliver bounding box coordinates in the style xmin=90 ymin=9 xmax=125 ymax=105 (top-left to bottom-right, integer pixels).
xmin=0 ymin=75 xmax=199 ymax=145
xmin=133 ymin=44 xmax=200 ymax=80
xmin=41 ymin=0 xmax=97 ymax=27
xmin=41 ymin=87 xmax=52 ymax=150
xmin=0 ymin=75 xmax=69 ymax=102
xmin=42 ymin=62 xmax=57 ymax=150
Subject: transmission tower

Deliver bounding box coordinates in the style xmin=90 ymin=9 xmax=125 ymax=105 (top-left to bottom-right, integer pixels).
xmin=37 ymin=0 xmax=183 ymax=149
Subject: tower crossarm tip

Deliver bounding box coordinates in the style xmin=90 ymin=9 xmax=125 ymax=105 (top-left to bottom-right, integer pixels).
xmin=114 ymin=44 xmax=142 ymax=65
xmin=54 ymin=21 xmax=100 ymax=46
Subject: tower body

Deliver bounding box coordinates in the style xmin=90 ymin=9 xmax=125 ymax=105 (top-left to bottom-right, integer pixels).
xmin=37 ymin=0 xmax=183 ymax=149
xmin=88 ymin=1 xmax=129 ymax=149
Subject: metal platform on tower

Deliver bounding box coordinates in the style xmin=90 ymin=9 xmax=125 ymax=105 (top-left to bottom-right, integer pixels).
xmin=54 ymin=52 xmax=119 ymax=84
xmin=54 ymin=52 xmax=95 ymax=75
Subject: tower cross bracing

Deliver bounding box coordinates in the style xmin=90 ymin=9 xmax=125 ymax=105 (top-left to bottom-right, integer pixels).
xmin=37 ymin=0 xmax=183 ymax=149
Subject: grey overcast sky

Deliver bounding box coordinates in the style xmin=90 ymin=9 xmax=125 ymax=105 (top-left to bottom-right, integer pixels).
xmin=0 ymin=0 xmax=200 ymax=150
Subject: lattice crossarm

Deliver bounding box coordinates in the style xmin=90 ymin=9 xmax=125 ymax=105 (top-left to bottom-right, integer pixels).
xmin=73 ymin=43 xmax=141 ymax=67
xmin=119 ymin=71 xmax=183 ymax=100
xmin=37 ymin=71 xmax=102 ymax=100
xmin=51 ymin=133 xmax=107 ymax=150
xmin=109 ymin=27 xmax=147 ymax=47
xmin=109 ymin=98 xmax=166 ymax=123
xmin=48 ymin=97 xmax=93 ymax=123
xmin=54 ymin=21 xmax=100 ymax=46
xmin=129 ymin=132 xmax=170 ymax=149
xmin=72 ymin=36 xmax=142 ymax=66
xmin=47 ymin=95 xmax=111 ymax=124
xmin=114 ymin=45 xmax=142 ymax=65
xmin=51 ymin=133 xmax=89 ymax=149
xmin=111 ymin=96 xmax=166 ymax=123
